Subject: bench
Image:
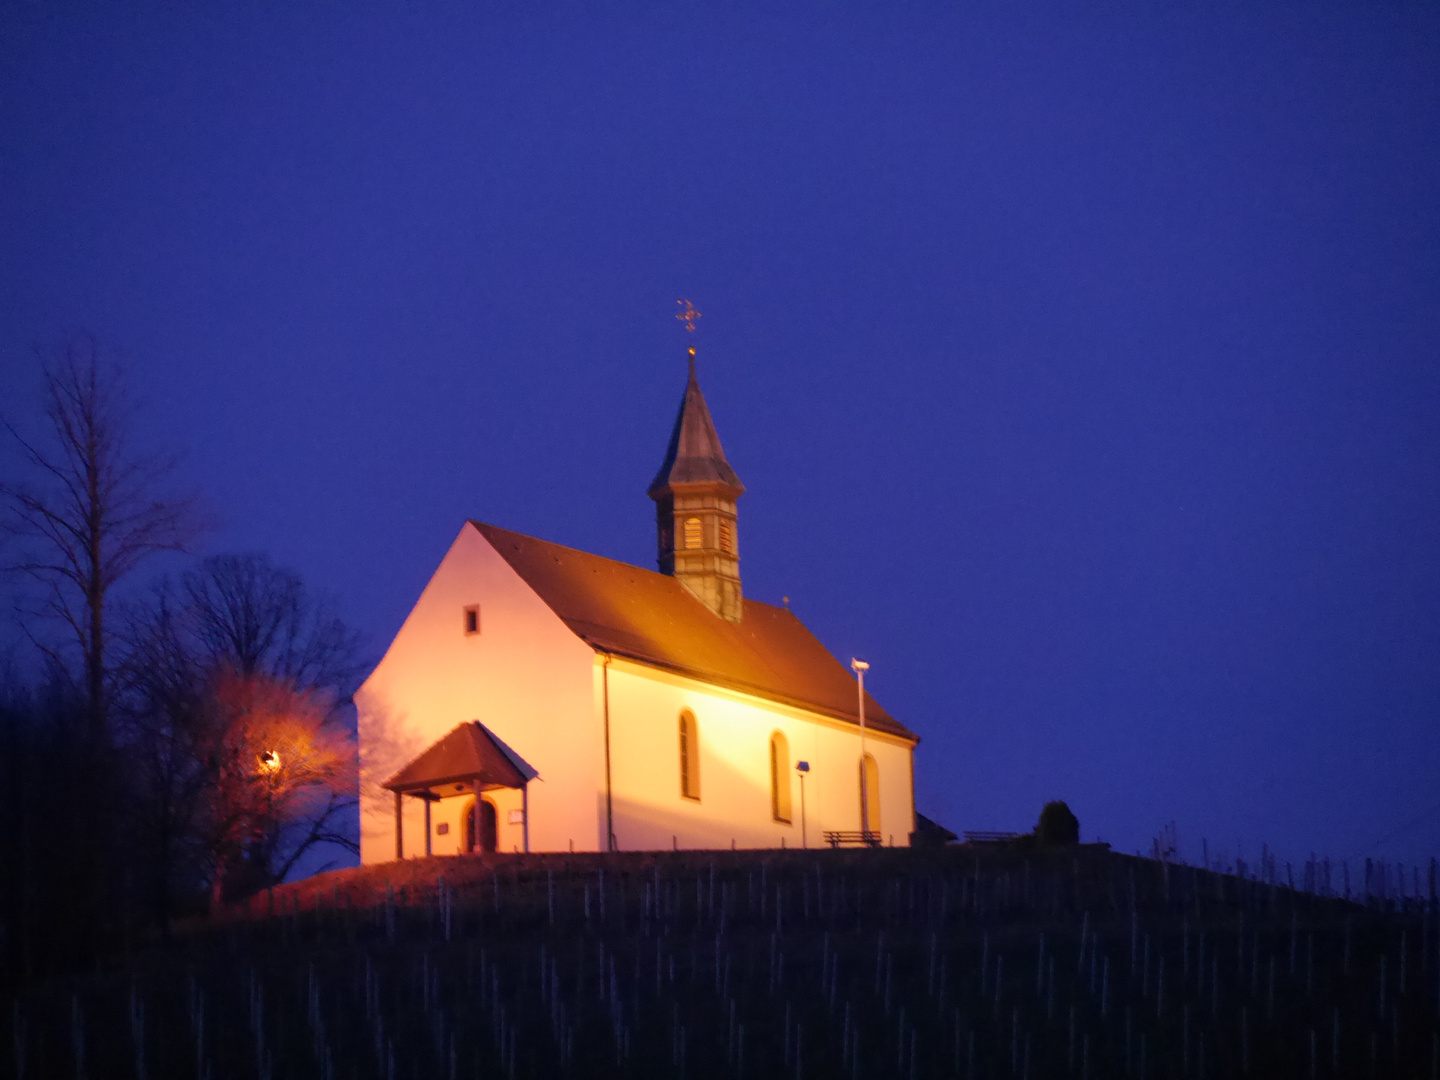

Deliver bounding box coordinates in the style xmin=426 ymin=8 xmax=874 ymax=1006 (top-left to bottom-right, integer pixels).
xmin=823 ymin=830 xmax=882 ymax=848
xmin=963 ymin=830 xmax=1022 ymax=844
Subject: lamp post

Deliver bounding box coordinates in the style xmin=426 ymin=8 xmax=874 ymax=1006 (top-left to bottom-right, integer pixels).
xmin=851 ymin=658 xmax=870 ymax=837
xmin=796 ymin=761 xmax=810 ymax=848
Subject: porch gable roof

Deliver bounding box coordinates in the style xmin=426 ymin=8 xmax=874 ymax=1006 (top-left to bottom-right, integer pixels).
xmin=384 ymin=720 xmax=536 ymax=794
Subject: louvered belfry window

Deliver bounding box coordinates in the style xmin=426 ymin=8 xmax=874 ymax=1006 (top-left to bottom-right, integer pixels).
xmin=683 ymin=517 xmax=703 ymax=549
xmin=719 ymin=518 xmax=734 ymax=555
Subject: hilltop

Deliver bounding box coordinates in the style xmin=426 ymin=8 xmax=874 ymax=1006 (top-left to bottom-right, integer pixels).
xmin=8 ymin=845 xmax=1438 ymax=1079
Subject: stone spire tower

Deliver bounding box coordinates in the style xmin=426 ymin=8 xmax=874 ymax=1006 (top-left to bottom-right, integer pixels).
xmin=648 ymin=347 xmax=745 ymax=622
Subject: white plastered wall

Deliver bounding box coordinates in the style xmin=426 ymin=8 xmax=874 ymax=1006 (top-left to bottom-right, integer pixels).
xmin=356 ymin=523 xmax=600 ymax=863
xmin=603 ymin=658 xmax=915 ymax=850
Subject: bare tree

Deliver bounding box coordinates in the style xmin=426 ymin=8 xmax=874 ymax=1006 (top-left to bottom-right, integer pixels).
xmin=179 ymin=552 xmax=367 ymax=697
xmin=116 ymin=586 xmax=215 ymax=926
xmin=1 ymin=338 xmax=197 ymax=743
xmin=201 ymin=670 xmax=355 ymax=902
xmin=120 ymin=552 xmax=364 ymax=908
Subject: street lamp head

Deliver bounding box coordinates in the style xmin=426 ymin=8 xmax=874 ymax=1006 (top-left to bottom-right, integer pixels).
xmin=850 ymin=658 xmax=870 ymax=673
xmin=796 ymin=760 xmax=810 ymax=773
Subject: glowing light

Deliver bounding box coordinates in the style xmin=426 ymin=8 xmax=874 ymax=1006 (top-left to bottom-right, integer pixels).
xmin=259 ymin=749 xmax=281 ymax=773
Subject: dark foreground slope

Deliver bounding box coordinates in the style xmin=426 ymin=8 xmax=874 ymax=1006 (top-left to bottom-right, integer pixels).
xmin=7 ymin=846 xmax=1438 ymax=1079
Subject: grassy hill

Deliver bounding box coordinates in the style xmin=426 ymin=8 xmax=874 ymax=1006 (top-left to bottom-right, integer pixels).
xmin=7 ymin=845 xmax=1438 ymax=1079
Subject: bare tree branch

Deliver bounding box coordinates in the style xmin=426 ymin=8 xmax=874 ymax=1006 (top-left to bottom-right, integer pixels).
xmin=0 ymin=336 xmax=200 ymax=741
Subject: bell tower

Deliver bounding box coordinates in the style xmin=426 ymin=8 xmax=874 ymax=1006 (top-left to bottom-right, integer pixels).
xmin=648 ymin=302 xmax=745 ymax=622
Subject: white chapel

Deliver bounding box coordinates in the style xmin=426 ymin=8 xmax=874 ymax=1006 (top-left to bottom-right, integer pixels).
xmin=356 ymin=343 xmax=920 ymax=862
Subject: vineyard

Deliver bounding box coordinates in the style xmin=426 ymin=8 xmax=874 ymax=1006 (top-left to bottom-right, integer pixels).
xmin=7 ymin=845 xmax=1439 ymax=1079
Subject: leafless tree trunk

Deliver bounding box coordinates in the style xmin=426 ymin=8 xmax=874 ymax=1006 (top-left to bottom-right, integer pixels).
xmin=1 ymin=337 xmax=197 ymax=745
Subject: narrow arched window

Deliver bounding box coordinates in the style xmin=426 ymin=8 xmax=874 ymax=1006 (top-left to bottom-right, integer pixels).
xmin=679 ymin=710 xmax=700 ymax=800
xmin=719 ymin=518 xmax=735 ymax=555
xmin=770 ymin=731 xmax=791 ymax=823
xmin=859 ymin=753 xmax=880 ymax=836
xmin=683 ymin=517 xmax=703 ymax=549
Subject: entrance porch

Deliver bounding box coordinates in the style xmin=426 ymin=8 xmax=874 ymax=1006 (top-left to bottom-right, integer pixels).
xmin=382 ymin=721 xmax=539 ymax=858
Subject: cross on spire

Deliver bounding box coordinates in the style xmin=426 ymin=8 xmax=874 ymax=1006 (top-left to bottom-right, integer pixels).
xmin=676 ymin=298 xmax=702 ymax=333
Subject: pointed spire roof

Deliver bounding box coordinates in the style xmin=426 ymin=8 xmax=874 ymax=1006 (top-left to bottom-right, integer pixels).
xmin=648 ymin=355 xmax=745 ymax=498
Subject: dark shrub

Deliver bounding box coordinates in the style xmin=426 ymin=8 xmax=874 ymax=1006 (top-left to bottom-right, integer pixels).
xmin=1035 ymin=800 xmax=1079 ymax=846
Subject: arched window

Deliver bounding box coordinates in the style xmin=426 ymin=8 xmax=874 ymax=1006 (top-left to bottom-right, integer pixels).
xmin=859 ymin=753 xmax=880 ymax=835
xmin=679 ymin=710 xmax=700 ymax=800
xmin=719 ymin=517 xmax=735 ymax=555
xmin=683 ymin=517 xmax=703 ymax=549
xmin=770 ymin=731 xmax=792 ymax=823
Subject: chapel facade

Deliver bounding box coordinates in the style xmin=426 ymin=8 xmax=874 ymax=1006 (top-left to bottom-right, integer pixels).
xmin=356 ymin=346 xmax=918 ymax=862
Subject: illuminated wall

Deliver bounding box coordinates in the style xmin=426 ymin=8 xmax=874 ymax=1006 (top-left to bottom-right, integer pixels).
xmin=356 ymin=524 xmax=600 ymax=864
xmin=604 ymin=658 xmax=915 ymax=850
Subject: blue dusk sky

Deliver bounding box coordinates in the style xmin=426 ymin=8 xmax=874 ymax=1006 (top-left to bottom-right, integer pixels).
xmin=2 ymin=2 xmax=1438 ymax=871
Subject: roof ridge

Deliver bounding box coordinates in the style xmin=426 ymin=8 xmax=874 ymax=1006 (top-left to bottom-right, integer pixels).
xmin=465 ymin=520 xmax=916 ymax=743
xmin=469 ymin=520 xmax=658 ymax=576
xmin=471 ymin=520 xmax=795 ymax=616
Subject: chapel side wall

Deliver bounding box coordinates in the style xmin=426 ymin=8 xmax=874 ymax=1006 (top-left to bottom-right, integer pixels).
xmin=356 ymin=524 xmax=600 ymax=864
xmin=605 ymin=663 xmax=915 ymax=850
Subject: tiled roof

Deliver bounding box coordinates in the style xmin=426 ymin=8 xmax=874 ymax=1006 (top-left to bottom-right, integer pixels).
xmin=471 ymin=521 xmax=916 ymax=742
xmin=384 ymin=720 xmax=537 ymax=793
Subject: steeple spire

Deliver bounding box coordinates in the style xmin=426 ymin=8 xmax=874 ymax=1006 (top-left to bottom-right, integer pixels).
xmin=647 ymin=361 xmax=744 ymax=497
xmin=650 ymin=302 xmax=744 ymax=622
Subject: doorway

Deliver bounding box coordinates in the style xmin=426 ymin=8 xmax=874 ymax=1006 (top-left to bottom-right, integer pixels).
xmin=466 ymin=797 xmax=498 ymax=854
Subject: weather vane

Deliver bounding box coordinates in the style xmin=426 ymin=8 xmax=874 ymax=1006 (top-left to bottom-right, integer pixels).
xmin=676 ymin=299 xmax=702 ymax=333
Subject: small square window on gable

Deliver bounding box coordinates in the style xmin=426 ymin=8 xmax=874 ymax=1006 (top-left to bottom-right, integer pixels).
xmin=463 ymin=605 xmax=480 ymax=636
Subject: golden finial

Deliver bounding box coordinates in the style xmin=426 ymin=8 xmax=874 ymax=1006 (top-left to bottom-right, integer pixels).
xmin=676 ymin=299 xmax=702 ymax=333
